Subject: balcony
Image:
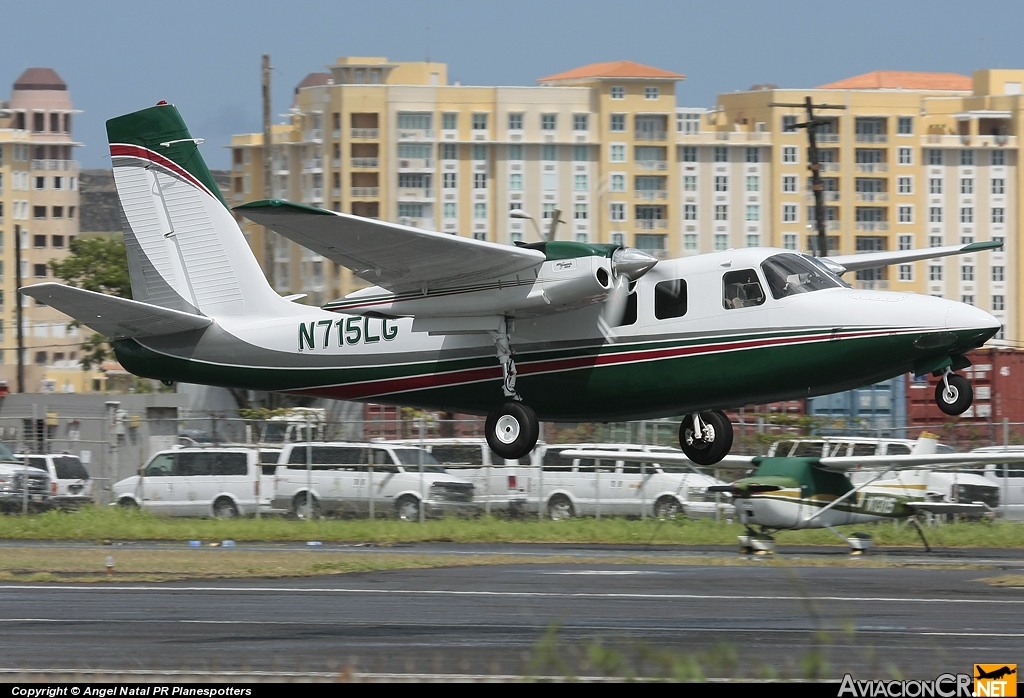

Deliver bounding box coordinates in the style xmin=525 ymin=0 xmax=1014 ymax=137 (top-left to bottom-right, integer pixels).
xmin=806 ymin=191 xmax=840 ymax=202
xmin=855 ymin=163 xmax=888 ymax=173
xmin=333 ymin=187 xmax=341 ymax=198
xmin=398 ymin=187 xmax=435 ymax=200
xmin=398 ymin=128 xmax=435 ymax=141
xmin=332 ymin=158 xmax=341 ymax=168
xmin=814 ymin=133 xmax=840 ymax=143
xmin=635 ymin=131 xmax=667 ymax=141
xmin=855 ymin=221 xmax=889 ymax=232
xmin=855 ymin=192 xmax=889 ymax=202
xmin=820 ymin=162 xmax=840 ymax=172
xmin=922 ymin=133 xmax=1017 ymax=149
xmin=855 ymin=134 xmax=888 ymax=143
xmin=635 ymin=190 xmax=668 ymax=200
xmin=351 ymin=187 xmax=379 ymax=198
xmin=809 ymin=220 xmax=841 ymax=231
xmin=302 ymin=158 xmax=323 ymax=172
xmin=304 ymin=129 xmax=323 ymax=143
xmin=351 ymin=128 xmax=379 ymax=139
xmin=636 ymin=160 xmax=668 ymax=171
xmin=399 ymin=157 xmax=433 ymax=170
xmin=352 ymin=157 xmax=379 ymax=168
xmin=30 ymin=159 xmax=78 ymax=171
xmin=305 ymin=188 xmax=323 ymax=202
xmin=636 ymin=219 xmax=669 ymax=229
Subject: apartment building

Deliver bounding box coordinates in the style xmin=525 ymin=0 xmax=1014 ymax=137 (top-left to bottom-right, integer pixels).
xmin=230 ymin=60 xmax=1024 ymax=344
xmin=0 ymin=68 xmax=103 ymax=393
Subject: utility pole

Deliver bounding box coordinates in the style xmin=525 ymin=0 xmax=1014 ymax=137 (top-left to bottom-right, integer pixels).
xmin=14 ymin=223 xmax=24 ymax=392
xmin=261 ymin=54 xmax=276 ymax=287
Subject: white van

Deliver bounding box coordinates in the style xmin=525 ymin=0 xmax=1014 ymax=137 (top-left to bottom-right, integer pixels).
xmin=970 ymin=447 xmax=1024 ymax=520
xmin=272 ymin=442 xmax=475 ymax=520
xmin=112 ymin=448 xmax=263 ymax=517
xmin=21 ymin=454 xmax=93 ymax=508
xmin=519 ymin=443 xmax=734 ymax=520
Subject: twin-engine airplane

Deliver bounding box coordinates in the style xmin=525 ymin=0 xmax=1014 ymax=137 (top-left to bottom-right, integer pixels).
xmin=21 ymin=103 xmax=1004 ymax=462
xmin=565 ymin=437 xmax=1024 ymax=552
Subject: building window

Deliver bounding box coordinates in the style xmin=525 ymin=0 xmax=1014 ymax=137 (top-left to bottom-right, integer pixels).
xmin=993 ymin=266 xmax=1005 ymax=282
xmin=929 ymin=178 xmax=942 ymax=194
xmin=714 ymin=146 xmax=728 ymax=163
xmin=714 ymin=234 xmax=728 ymax=250
xmin=610 ymin=145 xmax=625 ymax=162
xmin=928 ymin=149 xmax=942 ymax=166
xmin=610 ymin=114 xmax=626 ymax=132
xmin=899 ymin=265 xmax=913 ymax=281
xmin=898 ymin=147 xmax=912 ymax=165
xmin=993 ymin=295 xmax=1006 ymax=311
xmin=746 ymin=205 xmax=760 ymax=221
xmin=443 ymin=203 xmax=456 ymax=219
xmin=509 ymin=173 xmax=522 ymax=190
xmin=960 ymin=178 xmax=974 ymax=195
xmin=610 ymin=173 xmax=625 ymax=192
xmin=33 ymin=235 xmax=46 ymax=248
xmin=472 ymin=113 xmax=488 ymax=131
xmin=962 ymin=295 xmax=974 ymax=306
xmin=474 ymin=203 xmax=487 ymax=219
xmin=574 ymin=204 xmax=588 ymax=220
xmin=573 ymin=113 xmax=589 ymax=131
xmin=51 ymin=206 xmax=63 ymax=219
xmin=677 ymin=113 xmax=701 ymax=134
xmin=610 ymin=86 xmax=624 ymax=99
xmin=442 ymin=172 xmax=457 ymax=188
xmin=897 ymin=116 xmax=913 ymax=135
xmin=714 ymin=205 xmax=728 ymax=221
xmin=574 ymin=174 xmax=588 ymax=191
xmin=746 ymin=175 xmax=759 ymax=192
xmin=472 ymin=144 xmax=488 ymax=161
xmin=473 ymin=172 xmax=487 ymax=189
xmin=34 ymin=176 xmax=45 ymax=190
xmin=929 ymin=235 xmax=942 ymax=247
xmin=898 ymin=176 xmax=912 ymax=194
xmin=541 ymin=114 xmax=557 ymax=131
xmin=610 ymin=203 xmax=625 ymax=221
xmin=398 ymin=203 xmax=424 ymax=218
xmin=782 ymin=204 xmax=797 ymax=223
xmin=992 ymin=178 xmax=1005 ymax=195
xmin=746 ymin=234 xmax=760 ymax=247
xmin=960 ymin=207 xmax=974 ymax=223
xmin=992 ymin=150 xmax=1005 ymax=166
xmin=684 ymin=233 xmax=698 ymax=251
xmin=683 ymin=175 xmax=697 ymax=191
xmin=442 ymin=143 xmax=458 ymax=160
xmin=782 ymin=115 xmax=798 ymax=132
xmin=714 ymin=176 xmax=728 ymax=192
xmin=782 ymin=175 xmax=797 ymax=193
xmin=33 ymin=264 xmax=46 ymax=277
xmin=682 ymin=146 xmax=697 ymax=162
xmin=442 ymin=113 xmax=458 ymax=130
xmin=961 ymin=265 xmax=974 ymax=281
xmin=992 ymin=207 xmax=1004 ymax=223
xmin=644 ymin=86 xmax=659 ymax=99
xmin=684 ymin=204 xmax=697 ymax=221
xmin=960 ymin=150 xmax=974 ymax=166
xmin=782 ymin=146 xmax=797 ymax=164
xmin=573 ymin=145 xmax=588 ymax=162
xmin=33 ymin=206 xmax=46 ymax=219
xmin=898 ymin=206 xmax=913 ymax=223
xmin=746 ymin=148 xmax=759 ymax=163
xmin=898 ymin=234 xmax=913 ymax=251
xmin=52 ymin=235 xmax=64 ymax=248
xmin=929 ymin=265 xmax=943 ymax=281
xmin=507 ymin=113 xmax=523 ymax=130
xmin=783 ymin=233 xmax=797 ymax=250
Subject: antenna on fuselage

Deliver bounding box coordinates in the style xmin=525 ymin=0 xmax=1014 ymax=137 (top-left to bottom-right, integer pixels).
xmin=769 ymin=97 xmax=846 ymax=257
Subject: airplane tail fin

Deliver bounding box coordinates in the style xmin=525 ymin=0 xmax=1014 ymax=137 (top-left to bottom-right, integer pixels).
xmin=106 ymin=103 xmax=283 ymax=318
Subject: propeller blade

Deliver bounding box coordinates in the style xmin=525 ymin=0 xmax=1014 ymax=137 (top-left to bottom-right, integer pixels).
xmin=602 ymin=274 xmax=631 ymax=327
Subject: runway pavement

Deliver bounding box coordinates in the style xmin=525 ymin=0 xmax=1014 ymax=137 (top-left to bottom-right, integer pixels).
xmin=2 ymin=548 xmax=1023 ymax=680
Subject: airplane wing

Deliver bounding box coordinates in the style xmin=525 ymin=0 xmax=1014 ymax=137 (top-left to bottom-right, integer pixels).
xmin=906 ymin=501 xmax=992 ymax=515
xmin=559 ymin=449 xmax=756 ymax=469
xmin=816 ymin=451 xmax=1024 ymax=472
xmin=825 ymin=241 xmax=1001 ymax=273
xmin=235 ymin=199 xmax=545 ymax=294
xmin=20 ymin=283 xmax=212 ymax=339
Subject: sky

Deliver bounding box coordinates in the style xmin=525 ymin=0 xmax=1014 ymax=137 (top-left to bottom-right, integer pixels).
xmin=4 ymin=0 xmax=1024 ymax=170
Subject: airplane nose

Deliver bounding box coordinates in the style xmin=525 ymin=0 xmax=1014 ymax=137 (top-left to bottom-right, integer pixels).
xmin=945 ymin=302 xmax=1001 ymax=333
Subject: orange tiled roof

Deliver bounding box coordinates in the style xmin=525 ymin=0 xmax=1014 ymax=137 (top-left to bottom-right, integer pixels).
xmin=818 ymin=71 xmax=972 ymax=91
xmin=538 ymin=61 xmax=684 ymax=83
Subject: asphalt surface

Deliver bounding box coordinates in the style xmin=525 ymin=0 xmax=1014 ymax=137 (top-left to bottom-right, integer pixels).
xmin=2 ymin=545 xmax=1023 ymax=679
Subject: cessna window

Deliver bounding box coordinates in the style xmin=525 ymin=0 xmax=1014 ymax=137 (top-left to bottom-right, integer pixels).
xmin=760 ymin=253 xmax=846 ymax=300
xmin=722 ymin=269 xmax=765 ymax=309
xmin=654 ymin=279 xmax=687 ymax=319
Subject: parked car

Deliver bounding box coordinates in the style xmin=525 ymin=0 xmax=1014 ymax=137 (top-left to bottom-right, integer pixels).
xmin=0 ymin=442 xmax=50 ymax=513
xmin=271 ymin=442 xmax=475 ymax=520
xmin=112 ymin=447 xmax=265 ymax=517
xmin=19 ymin=454 xmax=92 ymax=508
xmin=969 ymin=446 xmax=1024 ymax=520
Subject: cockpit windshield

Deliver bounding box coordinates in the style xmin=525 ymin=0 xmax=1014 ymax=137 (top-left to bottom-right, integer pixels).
xmin=760 ymin=253 xmax=848 ymax=300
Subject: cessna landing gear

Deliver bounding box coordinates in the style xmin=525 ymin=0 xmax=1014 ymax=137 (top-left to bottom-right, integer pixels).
xmin=679 ymin=411 xmax=733 ymax=465
xmin=935 ymin=369 xmax=973 ymax=416
xmin=486 ymin=401 xmax=539 ymax=460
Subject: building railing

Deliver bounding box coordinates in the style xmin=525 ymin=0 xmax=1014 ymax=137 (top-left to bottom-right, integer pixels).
xmin=635 ymin=131 xmax=667 ymax=141
xmin=855 ymin=162 xmax=888 ymax=173
xmin=352 ymin=157 xmax=380 ymax=168
xmin=636 ymin=160 xmax=668 ymax=171
xmin=809 ymin=220 xmax=841 ymax=231
xmin=806 ymin=191 xmax=840 ymax=201
xmin=855 ymin=192 xmax=889 ymax=202
xmin=305 ymin=188 xmax=323 ymax=201
xmin=398 ymin=129 xmax=435 ymax=141
xmin=351 ymin=128 xmax=379 ymax=139
xmin=636 ymin=219 xmax=669 ymax=229
xmin=855 ymin=221 xmax=889 ymax=232
xmin=303 ymin=158 xmax=323 ymax=171
xmin=815 ymin=133 xmax=840 ymax=143
xmin=351 ymin=187 xmax=380 ymax=197
xmin=855 ymin=133 xmax=888 ymax=143
xmin=820 ymin=162 xmax=840 ymax=172
xmin=635 ymin=190 xmax=668 ymax=200
xmin=30 ymin=159 xmax=78 ymax=171
xmin=305 ymin=129 xmax=323 ymax=142
xmin=399 ymin=158 xmax=432 ymax=169
xmin=398 ymin=187 xmax=434 ymax=199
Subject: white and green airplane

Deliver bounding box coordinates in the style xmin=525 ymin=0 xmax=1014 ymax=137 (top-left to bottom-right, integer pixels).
xmin=20 ymin=103 xmax=1004 ymax=463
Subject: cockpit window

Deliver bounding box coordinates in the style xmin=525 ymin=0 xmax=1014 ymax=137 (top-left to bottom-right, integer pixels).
xmin=761 ymin=253 xmax=846 ymax=299
xmin=723 ymin=269 xmax=766 ymax=309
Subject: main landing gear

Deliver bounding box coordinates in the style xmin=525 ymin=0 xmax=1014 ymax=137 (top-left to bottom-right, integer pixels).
xmin=485 ymin=318 xmax=540 ymax=460
xmin=679 ymin=411 xmax=734 ymax=465
xmin=935 ymin=368 xmax=973 ymax=416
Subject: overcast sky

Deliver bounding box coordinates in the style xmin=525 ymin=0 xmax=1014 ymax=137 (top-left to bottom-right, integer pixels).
xmin=5 ymin=0 xmax=1024 ymax=170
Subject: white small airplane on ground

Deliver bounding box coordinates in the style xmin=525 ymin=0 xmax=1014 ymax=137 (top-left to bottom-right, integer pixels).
xmin=21 ymin=103 xmax=1003 ymax=463
xmin=564 ymin=435 xmax=1024 ymax=552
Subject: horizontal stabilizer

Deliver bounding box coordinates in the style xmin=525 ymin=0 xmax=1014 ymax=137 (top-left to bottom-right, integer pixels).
xmin=20 ymin=283 xmax=212 ymax=340
xmin=826 ymin=241 xmax=1002 ymax=273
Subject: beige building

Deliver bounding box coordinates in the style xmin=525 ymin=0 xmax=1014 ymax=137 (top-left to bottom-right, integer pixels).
xmin=0 ymin=68 xmax=104 ymax=393
xmin=230 ymin=60 xmax=1024 ymax=343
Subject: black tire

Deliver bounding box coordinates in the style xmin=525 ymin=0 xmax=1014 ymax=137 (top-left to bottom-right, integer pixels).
xmin=654 ymin=496 xmax=681 ymax=520
xmin=547 ymin=494 xmax=574 ymax=520
xmin=212 ymin=497 xmax=238 ymax=519
xmin=395 ymin=495 xmax=421 ymax=522
xmin=485 ymin=401 xmax=539 ymax=460
xmin=935 ymin=374 xmax=973 ymax=416
xmin=118 ymin=498 xmax=138 ymax=509
xmin=679 ymin=410 xmax=734 ymax=465
xmin=292 ymin=493 xmax=321 ymax=520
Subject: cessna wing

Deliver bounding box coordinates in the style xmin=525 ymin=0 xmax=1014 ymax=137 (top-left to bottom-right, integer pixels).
xmin=20 ymin=283 xmax=212 ymax=339
xmin=906 ymin=501 xmax=992 ymax=515
xmin=235 ymin=199 xmax=545 ymax=294
xmin=560 ymin=449 xmax=756 ymax=469
xmin=824 ymin=241 xmax=1001 ymax=274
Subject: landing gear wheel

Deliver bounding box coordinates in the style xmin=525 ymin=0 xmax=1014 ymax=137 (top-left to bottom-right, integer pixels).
xmin=485 ymin=401 xmax=539 ymax=460
xmin=935 ymin=374 xmax=973 ymax=416
xmin=679 ymin=411 xmax=733 ymax=466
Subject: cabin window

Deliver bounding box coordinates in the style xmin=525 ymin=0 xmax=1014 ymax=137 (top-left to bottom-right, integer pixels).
xmin=851 ymin=443 xmax=876 ymax=457
xmin=760 ymin=253 xmax=845 ymax=299
xmin=722 ymin=269 xmax=765 ymax=309
xmin=654 ymin=279 xmax=688 ymax=319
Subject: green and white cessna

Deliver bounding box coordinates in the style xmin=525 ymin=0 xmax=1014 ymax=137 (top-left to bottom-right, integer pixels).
xmin=20 ymin=102 xmax=1004 ymax=463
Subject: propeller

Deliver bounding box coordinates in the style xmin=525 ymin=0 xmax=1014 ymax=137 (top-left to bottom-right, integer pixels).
xmin=598 ymin=247 xmax=659 ymax=341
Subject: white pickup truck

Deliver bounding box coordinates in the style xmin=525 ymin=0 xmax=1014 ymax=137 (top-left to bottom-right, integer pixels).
xmin=0 ymin=442 xmax=50 ymax=513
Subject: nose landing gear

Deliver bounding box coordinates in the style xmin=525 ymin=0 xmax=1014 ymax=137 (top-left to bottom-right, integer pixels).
xmin=935 ymin=369 xmax=973 ymax=416
xmin=679 ymin=410 xmax=734 ymax=465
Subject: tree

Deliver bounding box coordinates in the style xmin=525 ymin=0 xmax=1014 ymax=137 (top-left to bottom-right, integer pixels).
xmin=49 ymin=237 xmax=130 ymax=370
